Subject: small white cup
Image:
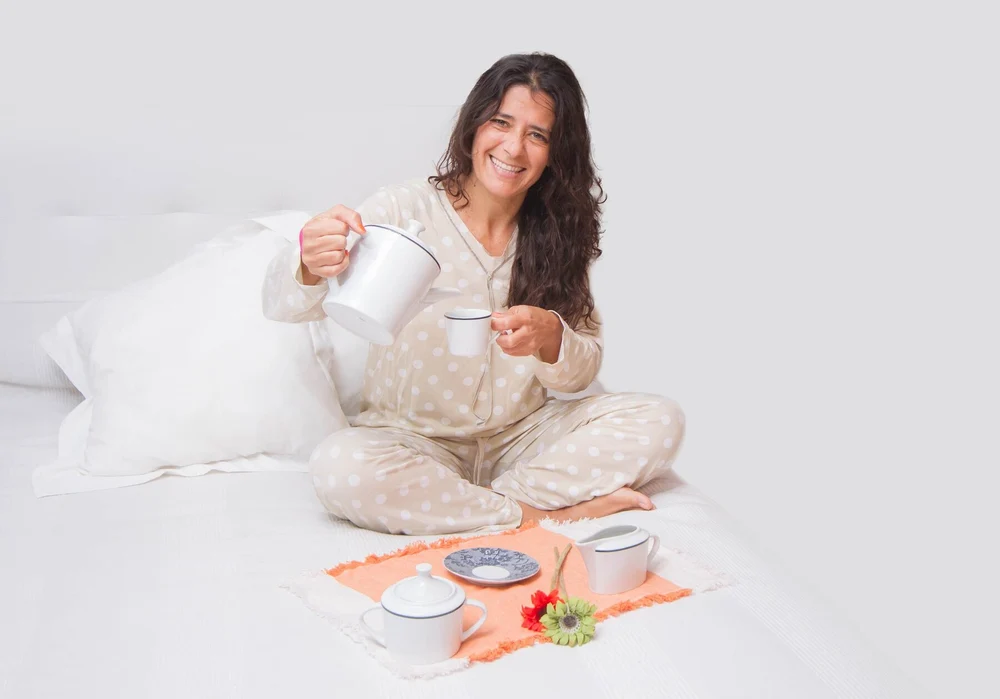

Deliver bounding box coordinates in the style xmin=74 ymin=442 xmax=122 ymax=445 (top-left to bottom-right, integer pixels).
xmin=445 ymin=308 xmax=497 ymax=356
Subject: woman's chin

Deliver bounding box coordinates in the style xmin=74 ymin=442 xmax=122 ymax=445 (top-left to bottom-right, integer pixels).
xmin=485 ymin=171 xmax=530 ymax=198
xmin=470 ymin=165 xmax=536 ymax=202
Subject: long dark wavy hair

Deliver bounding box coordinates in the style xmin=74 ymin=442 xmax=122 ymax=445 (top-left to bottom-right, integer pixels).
xmin=428 ymin=52 xmax=605 ymax=330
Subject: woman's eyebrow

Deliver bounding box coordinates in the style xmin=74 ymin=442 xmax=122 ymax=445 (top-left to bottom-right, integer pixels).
xmin=495 ymin=112 xmax=551 ymax=135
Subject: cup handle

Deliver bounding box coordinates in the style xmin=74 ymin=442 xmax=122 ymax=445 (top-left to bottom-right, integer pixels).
xmin=461 ymin=600 xmax=489 ymax=641
xmin=491 ymin=327 xmax=515 ymax=344
xmin=647 ymin=533 xmax=661 ymax=567
xmin=359 ymin=606 xmax=386 ymax=647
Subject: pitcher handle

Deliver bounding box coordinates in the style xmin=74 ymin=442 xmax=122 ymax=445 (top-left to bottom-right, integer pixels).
xmin=647 ymin=533 xmax=661 ymax=567
xmin=359 ymin=606 xmax=386 ymax=647
xmin=461 ymin=600 xmax=489 ymax=641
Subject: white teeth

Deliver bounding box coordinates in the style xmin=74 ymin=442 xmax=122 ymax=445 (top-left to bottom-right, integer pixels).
xmin=490 ymin=155 xmax=523 ymax=174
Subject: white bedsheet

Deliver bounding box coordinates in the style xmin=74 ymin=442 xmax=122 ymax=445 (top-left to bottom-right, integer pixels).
xmin=0 ymin=384 xmax=927 ymax=698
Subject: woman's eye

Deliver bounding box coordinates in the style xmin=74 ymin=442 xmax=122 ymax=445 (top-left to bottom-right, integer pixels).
xmin=490 ymin=118 xmax=547 ymax=142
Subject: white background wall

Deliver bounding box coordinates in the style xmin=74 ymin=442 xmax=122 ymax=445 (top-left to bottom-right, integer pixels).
xmin=2 ymin=1 xmax=997 ymax=696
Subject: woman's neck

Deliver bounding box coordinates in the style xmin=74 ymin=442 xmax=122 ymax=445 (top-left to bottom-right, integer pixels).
xmin=450 ymin=174 xmax=523 ymax=256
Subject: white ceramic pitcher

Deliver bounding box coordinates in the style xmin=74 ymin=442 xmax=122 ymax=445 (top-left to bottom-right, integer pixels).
xmin=321 ymin=220 xmax=460 ymax=345
xmin=576 ymin=525 xmax=661 ymax=595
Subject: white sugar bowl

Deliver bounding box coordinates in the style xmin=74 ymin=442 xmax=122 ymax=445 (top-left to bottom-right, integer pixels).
xmin=358 ymin=563 xmax=488 ymax=665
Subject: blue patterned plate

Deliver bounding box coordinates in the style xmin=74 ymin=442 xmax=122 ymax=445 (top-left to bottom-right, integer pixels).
xmin=442 ymin=547 xmax=540 ymax=586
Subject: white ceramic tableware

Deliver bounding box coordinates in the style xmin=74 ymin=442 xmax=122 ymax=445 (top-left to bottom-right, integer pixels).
xmin=575 ymin=525 xmax=661 ymax=595
xmin=322 ymin=219 xmax=461 ymax=345
xmin=444 ymin=308 xmax=499 ymax=356
xmin=358 ymin=562 xmax=488 ymax=665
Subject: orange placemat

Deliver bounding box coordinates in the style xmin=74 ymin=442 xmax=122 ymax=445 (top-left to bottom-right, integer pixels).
xmin=327 ymin=521 xmax=692 ymax=665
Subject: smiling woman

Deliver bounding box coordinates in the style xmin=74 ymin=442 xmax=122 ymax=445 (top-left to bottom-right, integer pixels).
xmin=263 ymin=52 xmax=687 ymax=536
xmin=430 ymin=54 xmax=604 ymax=332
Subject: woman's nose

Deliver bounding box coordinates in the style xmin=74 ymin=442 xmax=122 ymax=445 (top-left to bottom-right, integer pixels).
xmin=503 ymin=134 xmax=525 ymax=158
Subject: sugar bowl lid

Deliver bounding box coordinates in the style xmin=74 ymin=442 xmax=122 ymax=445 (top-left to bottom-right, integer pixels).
xmin=381 ymin=563 xmax=466 ymax=618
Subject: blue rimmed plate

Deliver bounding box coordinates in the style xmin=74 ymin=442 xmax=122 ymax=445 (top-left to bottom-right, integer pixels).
xmin=442 ymin=547 xmax=540 ymax=586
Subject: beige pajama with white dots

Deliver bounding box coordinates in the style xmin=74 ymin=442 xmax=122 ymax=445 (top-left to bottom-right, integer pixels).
xmin=262 ymin=177 xmax=686 ymax=535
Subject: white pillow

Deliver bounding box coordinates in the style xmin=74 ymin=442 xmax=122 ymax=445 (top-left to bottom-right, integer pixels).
xmin=249 ymin=210 xmax=372 ymax=417
xmin=0 ymin=212 xmax=252 ymax=389
xmin=38 ymin=223 xmax=348 ymax=479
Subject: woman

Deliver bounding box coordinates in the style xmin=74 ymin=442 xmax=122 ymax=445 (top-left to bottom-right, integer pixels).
xmin=263 ymin=53 xmax=685 ymax=535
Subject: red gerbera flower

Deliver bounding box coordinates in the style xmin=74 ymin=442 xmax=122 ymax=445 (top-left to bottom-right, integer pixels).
xmin=521 ymin=589 xmax=562 ymax=632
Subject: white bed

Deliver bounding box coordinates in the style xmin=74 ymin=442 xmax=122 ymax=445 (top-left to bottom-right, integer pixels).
xmin=0 ymin=34 xmax=929 ymax=695
xmin=0 ymin=380 xmax=926 ymax=698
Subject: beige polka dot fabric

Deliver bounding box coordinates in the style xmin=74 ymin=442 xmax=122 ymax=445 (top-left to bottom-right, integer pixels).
xmin=263 ymin=177 xmax=686 ymax=534
xmin=309 ymin=393 xmax=684 ymax=535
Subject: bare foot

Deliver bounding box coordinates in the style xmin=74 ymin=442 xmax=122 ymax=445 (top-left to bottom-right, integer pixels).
xmin=517 ymin=487 xmax=654 ymax=526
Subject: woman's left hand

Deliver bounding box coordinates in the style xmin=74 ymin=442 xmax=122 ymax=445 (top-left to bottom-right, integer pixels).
xmin=491 ymin=306 xmax=564 ymax=363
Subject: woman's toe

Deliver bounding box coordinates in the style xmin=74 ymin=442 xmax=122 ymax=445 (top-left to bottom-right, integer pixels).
xmin=634 ymin=490 xmax=654 ymax=510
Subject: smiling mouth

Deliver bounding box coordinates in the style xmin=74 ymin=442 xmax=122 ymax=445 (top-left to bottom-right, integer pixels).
xmin=489 ymin=154 xmax=525 ymax=175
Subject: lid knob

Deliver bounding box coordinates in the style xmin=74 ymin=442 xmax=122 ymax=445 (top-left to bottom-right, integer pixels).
xmin=404 ymin=219 xmax=425 ymax=237
xmin=391 ymin=562 xmax=458 ymax=607
xmin=381 ymin=562 xmax=466 ymax=618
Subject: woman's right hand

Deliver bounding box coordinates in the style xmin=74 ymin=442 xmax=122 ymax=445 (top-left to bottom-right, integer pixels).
xmin=299 ymin=205 xmax=367 ymax=285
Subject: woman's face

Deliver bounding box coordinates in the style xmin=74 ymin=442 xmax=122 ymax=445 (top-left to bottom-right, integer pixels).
xmin=469 ymin=85 xmax=555 ymax=202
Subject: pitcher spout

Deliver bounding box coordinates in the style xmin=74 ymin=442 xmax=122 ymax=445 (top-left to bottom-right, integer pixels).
xmin=402 ymin=287 xmax=462 ymax=325
xmin=574 ymin=538 xmax=601 ymax=575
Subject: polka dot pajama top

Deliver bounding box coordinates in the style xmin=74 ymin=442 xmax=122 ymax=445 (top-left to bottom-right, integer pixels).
xmin=263 ymin=177 xmax=685 ymax=534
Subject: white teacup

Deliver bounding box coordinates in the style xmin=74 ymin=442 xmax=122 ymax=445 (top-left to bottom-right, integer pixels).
xmin=445 ymin=308 xmax=498 ymax=356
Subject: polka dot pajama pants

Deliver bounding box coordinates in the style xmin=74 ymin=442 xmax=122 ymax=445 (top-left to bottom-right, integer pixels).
xmin=309 ymin=393 xmax=686 ymax=535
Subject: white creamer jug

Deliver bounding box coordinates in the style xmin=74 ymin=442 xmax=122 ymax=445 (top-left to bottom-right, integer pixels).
xmin=576 ymin=525 xmax=661 ymax=595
